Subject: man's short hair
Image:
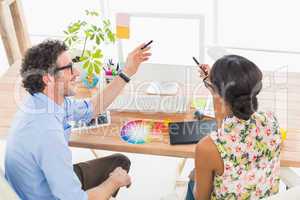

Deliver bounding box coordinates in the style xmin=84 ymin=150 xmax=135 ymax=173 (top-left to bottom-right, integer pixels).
xmin=20 ymin=39 xmax=68 ymax=95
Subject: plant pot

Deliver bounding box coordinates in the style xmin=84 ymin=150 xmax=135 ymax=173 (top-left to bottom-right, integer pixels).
xmin=73 ymin=68 xmax=103 ymax=98
xmin=81 ymin=71 xmax=100 ymax=89
xmin=74 ymin=82 xmax=98 ymax=98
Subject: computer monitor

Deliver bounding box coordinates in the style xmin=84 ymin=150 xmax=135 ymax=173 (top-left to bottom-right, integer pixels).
xmin=117 ymin=12 xmax=205 ymax=65
xmin=116 ymin=12 xmax=206 ymax=95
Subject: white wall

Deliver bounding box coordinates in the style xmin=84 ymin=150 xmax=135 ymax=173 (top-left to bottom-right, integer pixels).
xmin=1 ymin=0 xmax=300 ymax=74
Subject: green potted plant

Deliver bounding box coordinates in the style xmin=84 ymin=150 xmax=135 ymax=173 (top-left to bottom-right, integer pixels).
xmin=63 ymin=10 xmax=116 ymax=89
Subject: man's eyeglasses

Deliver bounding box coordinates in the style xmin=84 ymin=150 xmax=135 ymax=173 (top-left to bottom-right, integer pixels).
xmin=53 ymin=63 xmax=73 ymax=74
xmin=203 ymin=76 xmax=214 ymax=91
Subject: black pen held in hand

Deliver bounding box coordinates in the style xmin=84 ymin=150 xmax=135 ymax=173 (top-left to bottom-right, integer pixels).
xmin=192 ymin=56 xmax=208 ymax=76
xmin=141 ymin=40 xmax=153 ymax=50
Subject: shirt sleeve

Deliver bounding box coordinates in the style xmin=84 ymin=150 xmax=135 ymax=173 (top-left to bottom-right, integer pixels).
xmin=64 ymin=98 xmax=93 ymax=123
xmin=36 ymin=128 xmax=88 ymax=200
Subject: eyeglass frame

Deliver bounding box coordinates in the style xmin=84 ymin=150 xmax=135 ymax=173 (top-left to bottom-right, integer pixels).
xmin=53 ymin=62 xmax=73 ymax=75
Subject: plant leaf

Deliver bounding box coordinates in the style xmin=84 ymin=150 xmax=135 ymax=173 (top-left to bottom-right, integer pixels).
xmin=95 ymin=60 xmax=102 ymax=66
xmin=94 ymin=64 xmax=100 ymax=74
xmin=90 ymin=34 xmax=95 ymax=40
xmin=85 ymin=50 xmax=92 ymax=57
xmin=88 ymin=65 xmax=93 ymax=75
xmin=99 ymin=33 xmax=105 ymax=42
xmin=96 ymin=36 xmax=100 ymax=45
xmin=91 ymin=11 xmax=99 ymax=16
xmin=92 ymin=25 xmax=97 ymax=31
xmin=80 ymin=56 xmax=88 ymax=62
xmin=83 ymin=61 xmax=90 ymax=69
xmin=103 ymin=19 xmax=110 ymax=26
xmin=107 ymin=31 xmax=116 ymax=43
xmin=93 ymin=49 xmax=103 ymax=58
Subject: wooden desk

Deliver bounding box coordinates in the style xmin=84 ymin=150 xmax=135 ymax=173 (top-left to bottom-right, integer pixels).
xmin=69 ymin=110 xmax=300 ymax=168
xmin=70 ymin=111 xmax=197 ymax=158
xmin=1 ymin=61 xmax=300 ymax=167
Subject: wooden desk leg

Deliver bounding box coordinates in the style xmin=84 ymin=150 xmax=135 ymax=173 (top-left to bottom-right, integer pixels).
xmin=175 ymin=158 xmax=188 ymax=188
xmin=90 ymin=149 xmax=99 ymax=158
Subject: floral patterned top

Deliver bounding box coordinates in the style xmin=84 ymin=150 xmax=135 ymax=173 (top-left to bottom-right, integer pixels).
xmin=210 ymin=111 xmax=281 ymax=200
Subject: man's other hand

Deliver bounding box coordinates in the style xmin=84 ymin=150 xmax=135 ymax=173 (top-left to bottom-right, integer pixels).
xmin=109 ymin=167 xmax=131 ymax=188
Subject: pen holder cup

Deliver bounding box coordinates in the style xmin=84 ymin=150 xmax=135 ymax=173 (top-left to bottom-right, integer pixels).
xmin=105 ymin=75 xmax=115 ymax=84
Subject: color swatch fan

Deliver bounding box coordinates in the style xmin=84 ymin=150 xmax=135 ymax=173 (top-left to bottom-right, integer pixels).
xmin=120 ymin=120 xmax=167 ymax=144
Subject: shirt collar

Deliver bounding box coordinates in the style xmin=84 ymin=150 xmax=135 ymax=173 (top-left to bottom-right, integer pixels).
xmin=32 ymin=93 xmax=65 ymax=123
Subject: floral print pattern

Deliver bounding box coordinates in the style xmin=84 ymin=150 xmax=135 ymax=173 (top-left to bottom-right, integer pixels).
xmin=210 ymin=111 xmax=281 ymax=200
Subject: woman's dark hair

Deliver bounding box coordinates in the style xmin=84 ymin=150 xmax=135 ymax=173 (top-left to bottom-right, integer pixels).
xmin=20 ymin=39 xmax=68 ymax=95
xmin=210 ymin=55 xmax=263 ymax=120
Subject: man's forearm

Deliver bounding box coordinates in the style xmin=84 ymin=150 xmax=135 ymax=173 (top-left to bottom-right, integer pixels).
xmin=91 ymin=66 xmax=135 ymax=118
xmin=91 ymin=75 xmax=127 ymax=117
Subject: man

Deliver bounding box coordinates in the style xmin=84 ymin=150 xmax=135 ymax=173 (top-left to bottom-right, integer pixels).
xmin=5 ymin=39 xmax=151 ymax=200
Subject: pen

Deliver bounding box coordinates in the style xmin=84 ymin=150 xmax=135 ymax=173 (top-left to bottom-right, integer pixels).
xmin=192 ymin=57 xmax=200 ymax=65
xmin=141 ymin=40 xmax=153 ymax=50
xmin=192 ymin=56 xmax=208 ymax=76
xmin=116 ymin=63 xmax=119 ymax=72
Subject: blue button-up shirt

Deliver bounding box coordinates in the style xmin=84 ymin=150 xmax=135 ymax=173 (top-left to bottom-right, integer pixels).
xmin=5 ymin=93 xmax=93 ymax=200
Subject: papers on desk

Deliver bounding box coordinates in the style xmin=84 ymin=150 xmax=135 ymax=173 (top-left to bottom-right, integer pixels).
xmin=70 ymin=111 xmax=111 ymax=131
xmin=191 ymin=96 xmax=215 ymax=118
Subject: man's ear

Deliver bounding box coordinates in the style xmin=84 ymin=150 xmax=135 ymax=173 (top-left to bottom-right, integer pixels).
xmin=42 ymin=74 xmax=54 ymax=86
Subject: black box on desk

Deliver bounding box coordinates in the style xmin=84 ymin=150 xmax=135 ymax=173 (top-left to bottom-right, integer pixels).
xmin=169 ymin=120 xmax=217 ymax=145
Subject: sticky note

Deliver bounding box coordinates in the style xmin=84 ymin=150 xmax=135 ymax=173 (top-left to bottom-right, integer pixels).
xmin=116 ymin=26 xmax=129 ymax=39
xmin=116 ymin=13 xmax=130 ymax=39
xmin=116 ymin=13 xmax=130 ymax=26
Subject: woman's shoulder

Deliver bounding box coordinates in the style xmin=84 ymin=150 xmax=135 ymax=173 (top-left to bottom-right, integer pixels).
xmin=196 ymin=135 xmax=221 ymax=158
xmin=196 ymin=135 xmax=223 ymax=171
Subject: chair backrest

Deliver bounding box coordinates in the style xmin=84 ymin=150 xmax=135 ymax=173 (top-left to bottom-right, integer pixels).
xmin=0 ymin=0 xmax=31 ymax=65
xmin=0 ymin=168 xmax=20 ymax=200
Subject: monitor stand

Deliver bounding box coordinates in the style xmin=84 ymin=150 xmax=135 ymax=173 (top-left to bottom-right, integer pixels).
xmin=146 ymin=81 xmax=179 ymax=95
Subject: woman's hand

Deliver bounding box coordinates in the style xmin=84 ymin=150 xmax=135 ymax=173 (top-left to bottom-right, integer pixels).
xmin=198 ymin=64 xmax=210 ymax=79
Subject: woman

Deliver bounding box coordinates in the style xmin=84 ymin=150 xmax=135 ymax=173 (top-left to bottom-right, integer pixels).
xmin=186 ymin=55 xmax=281 ymax=200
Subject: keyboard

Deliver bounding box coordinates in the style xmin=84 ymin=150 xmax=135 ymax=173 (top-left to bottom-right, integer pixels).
xmin=108 ymin=95 xmax=190 ymax=113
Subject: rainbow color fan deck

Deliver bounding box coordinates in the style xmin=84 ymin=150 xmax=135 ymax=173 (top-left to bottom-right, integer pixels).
xmin=120 ymin=120 xmax=168 ymax=144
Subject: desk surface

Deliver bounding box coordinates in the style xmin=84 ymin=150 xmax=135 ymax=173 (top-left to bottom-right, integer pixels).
xmin=1 ymin=61 xmax=300 ymax=167
xmin=70 ymin=111 xmax=197 ymax=158
xmin=69 ymin=111 xmax=300 ymax=168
